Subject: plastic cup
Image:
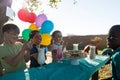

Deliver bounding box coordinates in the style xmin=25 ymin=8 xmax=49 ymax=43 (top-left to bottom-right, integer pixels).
xmin=73 ymin=44 xmax=79 ymax=50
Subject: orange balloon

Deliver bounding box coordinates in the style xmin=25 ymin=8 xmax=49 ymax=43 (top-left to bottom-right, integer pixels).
xmin=29 ymin=24 xmax=39 ymax=30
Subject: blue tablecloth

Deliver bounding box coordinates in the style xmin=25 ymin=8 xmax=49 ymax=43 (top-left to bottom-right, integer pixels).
xmin=0 ymin=55 xmax=110 ymax=80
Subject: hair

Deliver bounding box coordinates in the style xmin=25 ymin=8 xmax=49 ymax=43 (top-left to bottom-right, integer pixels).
xmin=50 ymin=30 xmax=62 ymax=45
xmin=51 ymin=30 xmax=61 ymax=38
xmin=109 ymin=25 xmax=120 ymax=35
xmin=2 ymin=23 xmax=20 ymax=34
xmin=110 ymin=25 xmax=120 ymax=31
xmin=0 ymin=23 xmax=20 ymax=44
xmin=29 ymin=30 xmax=40 ymax=41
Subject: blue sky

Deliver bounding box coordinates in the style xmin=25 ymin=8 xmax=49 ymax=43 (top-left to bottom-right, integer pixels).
xmin=12 ymin=0 xmax=120 ymax=36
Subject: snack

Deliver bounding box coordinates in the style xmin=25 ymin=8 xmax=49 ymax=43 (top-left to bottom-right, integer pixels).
xmin=63 ymin=51 xmax=71 ymax=58
xmin=63 ymin=50 xmax=87 ymax=59
xmin=71 ymin=54 xmax=79 ymax=58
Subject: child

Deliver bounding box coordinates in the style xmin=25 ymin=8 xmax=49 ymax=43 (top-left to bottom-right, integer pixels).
xmin=29 ymin=30 xmax=47 ymax=68
xmin=50 ymin=30 xmax=67 ymax=62
xmin=0 ymin=23 xmax=31 ymax=75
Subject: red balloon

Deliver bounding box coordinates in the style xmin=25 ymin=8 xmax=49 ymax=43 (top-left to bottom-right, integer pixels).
xmin=17 ymin=9 xmax=29 ymax=22
xmin=28 ymin=12 xmax=36 ymax=23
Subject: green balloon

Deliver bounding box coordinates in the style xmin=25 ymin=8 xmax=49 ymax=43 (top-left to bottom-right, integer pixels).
xmin=38 ymin=29 xmax=42 ymax=34
xmin=22 ymin=29 xmax=32 ymax=41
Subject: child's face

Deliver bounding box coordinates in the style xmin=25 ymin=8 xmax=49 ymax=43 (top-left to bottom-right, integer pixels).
xmin=4 ymin=31 xmax=19 ymax=44
xmin=53 ymin=32 xmax=63 ymax=43
xmin=32 ymin=33 xmax=42 ymax=45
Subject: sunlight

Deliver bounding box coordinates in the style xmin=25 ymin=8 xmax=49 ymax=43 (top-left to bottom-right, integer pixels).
xmin=10 ymin=0 xmax=30 ymax=36
xmin=9 ymin=0 xmax=117 ymax=36
xmin=12 ymin=0 xmax=28 ymax=12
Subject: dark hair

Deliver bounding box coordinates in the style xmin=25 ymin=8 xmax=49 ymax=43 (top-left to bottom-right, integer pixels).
xmin=29 ymin=30 xmax=40 ymax=41
xmin=0 ymin=23 xmax=20 ymax=44
xmin=110 ymin=25 xmax=120 ymax=31
xmin=52 ymin=30 xmax=61 ymax=38
xmin=2 ymin=23 xmax=20 ymax=33
xmin=109 ymin=25 xmax=120 ymax=35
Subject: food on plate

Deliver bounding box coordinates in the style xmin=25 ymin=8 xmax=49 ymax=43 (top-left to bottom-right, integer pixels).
xmin=63 ymin=51 xmax=71 ymax=58
xmin=63 ymin=50 xmax=87 ymax=59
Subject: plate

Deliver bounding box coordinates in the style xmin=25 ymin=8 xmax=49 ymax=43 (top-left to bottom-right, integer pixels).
xmin=63 ymin=50 xmax=87 ymax=60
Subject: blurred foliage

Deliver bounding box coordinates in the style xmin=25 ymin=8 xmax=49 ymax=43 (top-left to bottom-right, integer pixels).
xmin=49 ymin=0 xmax=62 ymax=8
xmin=26 ymin=0 xmax=77 ymax=12
xmin=27 ymin=0 xmax=40 ymax=12
xmin=91 ymin=36 xmax=102 ymax=43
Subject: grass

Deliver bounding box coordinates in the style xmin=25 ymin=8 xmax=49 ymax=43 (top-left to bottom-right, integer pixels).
xmin=99 ymin=64 xmax=112 ymax=80
xmin=98 ymin=50 xmax=112 ymax=80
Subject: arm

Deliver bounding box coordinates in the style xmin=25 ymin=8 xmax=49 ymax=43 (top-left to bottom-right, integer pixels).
xmin=24 ymin=50 xmax=30 ymax=62
xmin=31 ymin=52 xmax=46 ymax=62
xmin=0 ymin=62 xmax=3 ymax=76
xmin=114 ymin=53 xmax=120 ymax=80
xmin=83 ymin=45 xmax=90 ymax=53
xmin=62 ymin=41 xmax=67 ymax=51
xmin=24 ymin=42 xmax=33 ymax=62
xmin=31 ymin=53 xmax=38 ymax=61
xmin=3 ymin=50 xmax=25 ymax=67
xmin=51 ymin=50 xmax=57 ymax=62
xmin=3 ymin=42 xmax=31 ymax=67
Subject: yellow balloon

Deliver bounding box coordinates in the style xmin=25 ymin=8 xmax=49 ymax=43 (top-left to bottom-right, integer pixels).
xmin=29 ymin=24 xmax=39 ymax=30
xmin=41 ymin=34 xmax=52 ymax=46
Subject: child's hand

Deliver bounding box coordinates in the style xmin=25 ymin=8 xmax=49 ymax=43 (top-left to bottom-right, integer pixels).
xmin=63 ymin=41 xmax=68 ymax=47
xmin=27 ymin=42 xmax=33 ymax=50
xmin=22 ymin=42 xmax=32 ymax=51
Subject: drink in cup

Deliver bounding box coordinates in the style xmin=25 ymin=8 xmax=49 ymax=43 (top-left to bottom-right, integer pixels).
xmin=73 ymin=44 xmax=79 ymax=50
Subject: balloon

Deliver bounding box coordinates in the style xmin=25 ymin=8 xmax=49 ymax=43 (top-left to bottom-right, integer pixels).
xmin=35 ymin=14 xmax=47 ymax=28
xmin=28 ymin=12 xmax=36 ymax=23
xmin=29 ymin=24 xmax=39 ymax=30
xmin=17 ymin=9 xmax=29 ymax=22
xmin=41 ymin=34 xmax=52 ymax=46
xmin=38 ymin=29 xmax=42 ymax=34
xmin=22 ymin=29 xmax=32 ymax=41
xmin=41 ymin=20 xmax=54 ymax=34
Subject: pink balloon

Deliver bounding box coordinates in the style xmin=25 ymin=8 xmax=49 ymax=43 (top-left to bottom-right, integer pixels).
xmin=35 ymin=14 xmax=47 ymax=28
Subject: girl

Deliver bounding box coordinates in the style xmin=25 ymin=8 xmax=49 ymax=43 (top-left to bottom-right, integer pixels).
xmin=29 ymin=30 xmax=47 ymax=68
xmin=50 ymin=30 xmax=67 ymax=62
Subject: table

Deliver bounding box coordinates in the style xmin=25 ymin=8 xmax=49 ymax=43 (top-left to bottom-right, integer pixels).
xmin=0 ymin=55 xmax=110 ymax=80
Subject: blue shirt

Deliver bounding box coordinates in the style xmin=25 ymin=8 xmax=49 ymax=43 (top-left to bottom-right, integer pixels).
xmin=112 ymin=47 xmax=120 ymax=80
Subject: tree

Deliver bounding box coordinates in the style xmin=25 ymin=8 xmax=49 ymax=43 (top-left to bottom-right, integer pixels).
xmin=0 ymin=0 xmax=77 ymax=43
xmin=16 ymin=0 xmax=77 ymax=12
xmin=91 ymin=36 xmax=102 ymax=49
xmin=0 ymin=0 xmax=77 ymax=24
